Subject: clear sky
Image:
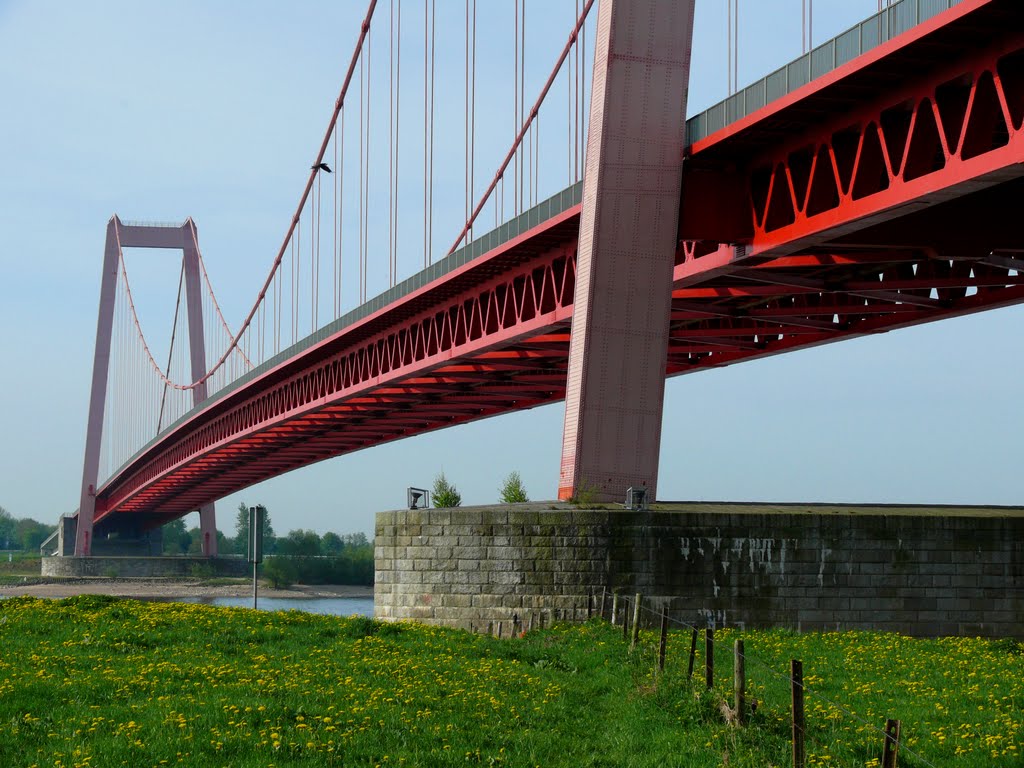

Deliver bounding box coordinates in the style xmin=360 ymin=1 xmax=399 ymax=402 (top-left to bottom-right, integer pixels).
xmin=1 ymin=0 xmax=1020 ymax=540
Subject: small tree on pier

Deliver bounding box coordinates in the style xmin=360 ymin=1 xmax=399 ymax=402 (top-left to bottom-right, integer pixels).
xmin=432 ymin=472 xmax=462 ymax=508
xmin=499 ymin=471 xmax=529 ymax=503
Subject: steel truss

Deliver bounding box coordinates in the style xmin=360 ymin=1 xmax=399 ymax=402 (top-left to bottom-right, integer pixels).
xmin=97 ymin=212 xmax=579 ymax=521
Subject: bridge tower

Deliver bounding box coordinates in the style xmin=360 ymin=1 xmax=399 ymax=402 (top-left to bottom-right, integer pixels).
xmin=559 ymin=0 xmax=696 ymax=502
xmin=75 ymin=218 xmax=217 ymax=557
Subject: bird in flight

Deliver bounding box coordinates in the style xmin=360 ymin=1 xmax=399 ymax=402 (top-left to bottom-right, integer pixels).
xmin=312 ymin=162 xmax=332 ymax=173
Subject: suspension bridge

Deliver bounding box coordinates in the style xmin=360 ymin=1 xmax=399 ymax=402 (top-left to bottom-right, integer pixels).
xmin=65 ymin=0 xmax=1024 ymax=557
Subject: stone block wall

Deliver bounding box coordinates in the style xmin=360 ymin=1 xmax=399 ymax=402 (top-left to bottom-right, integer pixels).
xmin=42 ymin=556 xmax=250 ymax=578
xmin=374 ymin=503 xmax=1024 ymax=636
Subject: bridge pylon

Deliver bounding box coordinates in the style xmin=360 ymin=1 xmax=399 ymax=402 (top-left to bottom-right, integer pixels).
xmin=559 ymin=0 xmax=696 ymax=502
xmin=75 ymin=217 xmax=217 ymax=557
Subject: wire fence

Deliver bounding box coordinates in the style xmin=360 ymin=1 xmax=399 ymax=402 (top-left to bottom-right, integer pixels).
xmin=488 ymin=589 xmax=947 ymax=768
xmin=609 ymin=590 xmax=940 ymax=768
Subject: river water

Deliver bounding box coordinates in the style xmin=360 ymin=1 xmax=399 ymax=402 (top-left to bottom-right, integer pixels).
xmin=0 ymin=593 xmax=375 ymax=617
xmin=174 ymin=596 xmax=374 ymax=617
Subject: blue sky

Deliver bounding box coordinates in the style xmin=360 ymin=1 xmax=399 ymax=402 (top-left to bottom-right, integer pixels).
xmin=1 ymin=0 xmax=1020 ymax=538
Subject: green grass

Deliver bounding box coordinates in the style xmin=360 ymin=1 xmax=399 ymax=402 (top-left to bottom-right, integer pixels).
xmin=0 ymin=596 xmax=1019 ymax=767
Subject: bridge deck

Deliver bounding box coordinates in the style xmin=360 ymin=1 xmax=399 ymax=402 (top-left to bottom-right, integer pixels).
xmin=93 ymin=0 xmax=1024 ymax=529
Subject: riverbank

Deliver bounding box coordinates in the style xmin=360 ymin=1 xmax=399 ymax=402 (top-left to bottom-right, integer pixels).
xmin=0 ymin=578 xmax=373 ymax=600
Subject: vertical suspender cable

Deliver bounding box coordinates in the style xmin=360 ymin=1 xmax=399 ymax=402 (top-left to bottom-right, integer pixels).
xmin=568 ymin=1 xmax=573 ymax=185
xmin=575 ymin=0 xmax=580 ymax=183
xmin=364 ymin=32 xmax=372 ymax=304
xmin=808 ymin=0 xmax=812 ymax=51
xmin=520 ymin=0 xmax=526 ymax=213
xmin=581 ymin=5 xmax=586 ymax=172
xmin=339 ymin=109 xmax=345 ymax=315
xmin=312 ymin=174 xmax=319 ymax=333
xmin=429 ymin=0 xmax=435 ymax=264
xmin=727 ymin=0 xmax=733 ymax=93
xmin=308 ymin=172 xmax=313 ymax=337
xmin=535 ymin=114 xmax=539 ymax=205
xmin=317 ymin=159 xmax=323 ymax=330
xmin=394 ymin=0 xmax=402 ymax=284
xmin=333 ymin=120 xmax=339 ymax=318
xmin=802 ymin=0 xmax=807 ymax=54
xmin=359 ymin=50 xmax=365 ymax=304
xmin=737 ymin=0 xmax=745 ymax=93
xmin=423 ymin=0 xmax=428 ymax=268
xmin=389 ymin=0 xmax=395 ymax=288
xmin=470 ymin=0 xmax=475 ymax=241
xmin=514 ymin=0 xmax=519 ymax=216
xmin=288 ymin=234 xmax=293 ymax=345
xmin=465 ymin=0 xmax=470 ymax=235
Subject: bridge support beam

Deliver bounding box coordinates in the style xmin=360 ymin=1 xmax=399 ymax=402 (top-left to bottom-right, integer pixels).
xmin=75 ymin=218 xmax=217 ymax=555
xmin=182 ymin=222 xmax=217 ymax=558
xmin=76 ymin=219 xmax=121 ymax=556
xmin=558 ymin=0 xmax=695 ymax=501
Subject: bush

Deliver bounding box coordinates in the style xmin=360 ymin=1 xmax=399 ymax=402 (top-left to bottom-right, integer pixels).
xmin=499 ymin=471 xmax=530 ymax=503
xmin=569 ymin=479 xmax=599 ymax=506
xmin=262 ymin=557 xmax=298 ymax=589
xmin=432 ymin=472 xmax=462 ymax=508
xmin=188 ymin=562 xmax=215 ymax=580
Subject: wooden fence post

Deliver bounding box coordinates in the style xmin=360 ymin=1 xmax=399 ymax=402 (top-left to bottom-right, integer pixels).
xmin=658 ymin=611 xmax=668 ymax=672
xmin=611 ymin=592 xmax=619 ymax=625
xmin=497 ymin=621 xmax=503 ymax=639
xmin=791 ymin=659 xmax=805 ymax=768
xmin=705 ymin=627 xmax=714 ymax=690
xmin=599 ymin=590 xmax=607 ymax=620
xmin=630 ymin=593 xmax=642 ymax=650
xmin=734 ymin=640 xmax=746 ymax=725
xmin=622 ymin=601 xmax=630 ymax=642
xmin=587 ymin=591 xmax=593 ymax=619
xmin=881 ymin=719 xmax=901 ymax=768
xmin=687 ymin=628 xmax=698 ymax=678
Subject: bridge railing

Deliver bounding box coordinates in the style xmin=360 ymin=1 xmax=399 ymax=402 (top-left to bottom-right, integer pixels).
xmin=685 ymin=0 xmax=966 ymax=146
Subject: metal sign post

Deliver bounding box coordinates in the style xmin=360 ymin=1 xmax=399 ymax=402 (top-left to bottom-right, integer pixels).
xmin=247 ymin=505 xmax=264 ymax=609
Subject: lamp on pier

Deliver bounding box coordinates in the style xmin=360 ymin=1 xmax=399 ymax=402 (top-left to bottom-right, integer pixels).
xmin=407 ymin=487 xmax=430 ymax=510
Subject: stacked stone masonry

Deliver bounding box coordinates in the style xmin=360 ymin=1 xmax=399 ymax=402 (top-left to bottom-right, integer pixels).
xmin=374 ymin=503 xmax=1024 ymax=637
xmin=42 ymin=556 xmax=250 ymax=578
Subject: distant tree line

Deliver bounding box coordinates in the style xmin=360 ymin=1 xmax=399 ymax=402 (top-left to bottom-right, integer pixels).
xmin=160 ymin=503 xmax=373 ymax=586
xmin=0 ymin=506 xmax=54 ymax=552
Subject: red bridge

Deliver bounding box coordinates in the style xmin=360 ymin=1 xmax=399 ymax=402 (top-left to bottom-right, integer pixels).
xmin=71 ymin=0 xmax=1024 ymax=555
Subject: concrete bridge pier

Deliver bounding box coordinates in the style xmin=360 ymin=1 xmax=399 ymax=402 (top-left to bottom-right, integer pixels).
xmin=50 ymin=513 xmax=163 ymax=558
xmin=375 ymin=503 xmax=1024 ymax=638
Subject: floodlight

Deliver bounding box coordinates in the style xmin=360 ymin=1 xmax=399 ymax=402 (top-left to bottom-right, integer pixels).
xmin=625 ymin=486 xmax=648 ymax=511
xmin=407 ymin=487 xmax=430 ymax=510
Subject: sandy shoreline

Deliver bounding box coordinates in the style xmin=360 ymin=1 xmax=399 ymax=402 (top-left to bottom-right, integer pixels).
xmin=0 ymin=578 xmax=373 ymax=600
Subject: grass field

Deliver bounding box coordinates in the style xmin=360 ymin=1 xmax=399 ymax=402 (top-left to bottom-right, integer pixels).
xmin=0 ymin=596 xmax=1019 ymax=767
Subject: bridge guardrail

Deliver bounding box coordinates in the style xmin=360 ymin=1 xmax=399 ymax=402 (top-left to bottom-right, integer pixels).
xmin=685 ymin=0 xmax=965 ymax=146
